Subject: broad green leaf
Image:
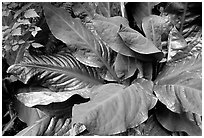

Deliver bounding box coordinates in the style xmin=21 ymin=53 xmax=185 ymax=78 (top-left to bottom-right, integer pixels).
xmin=154 ymin=53 xmax=202 ymax=115
xmin=44 ymin=4 xmax=103 ymax=67
xmin=7 ymin=51 xmax=103 ymax=92
xmin=43 ymin=4 xmax=118 ymax=81
xmin=72 ymin=78 xmax=157 ymax=135
xmin=142 ymin=15 xmax=167 ymax=50
xmin=156 ymin=104 xmax=202 ymax=136
xmin=92 ymin=14 xmax=135 ymax=57
xmin=118 ymin=25 xmax=163 ymax=61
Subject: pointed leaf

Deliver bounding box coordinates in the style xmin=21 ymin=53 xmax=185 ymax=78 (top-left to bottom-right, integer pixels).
xmin=24 ymin=9 xmax=39 ymax=18
xmin=92 ymin=14 xmax=135 ymax=57
xmin=7 ymin=51 xmax=103 ymax=92
xmin=154 ymin=53 xmax=202 ymax=115
xmin=43 ymin=4 xmax=119 ymax=81
xmin=142 ymin=15 xmax=167 ymax=50
xmin=156 ymin=104 xmax=202 ymax=136
xmin=14 ymin=97 xmax=46 ymax=126
xmin=44 ymin=4 xmax=105 ymax=67
xmin=113 ymin=53 xmax=137 ymax=80
xmin=118 ymin=25 xmax=163 ymax=61
xmin=72 ymin=78 xmax=157 ymax=135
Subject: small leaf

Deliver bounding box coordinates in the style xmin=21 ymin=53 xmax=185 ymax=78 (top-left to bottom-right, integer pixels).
xmin=17 ymin=18 xmax=31 ymax=25
xmin=24 ymin=9 xmax=39 ymax=18
xmin=31 ymin=42 xmax=44 ymax=48
xmin=11 ymin=27 xmax=22 ymax=36
xmin=18 ymin=40 xmax=25 ymax=44
xmin=12 ymin=44 xmax=19 ymax=51
xmin=31 ymin=26 xmax=41 ymax=37
xmin=72 ymin=78 xmax=157 ymax=135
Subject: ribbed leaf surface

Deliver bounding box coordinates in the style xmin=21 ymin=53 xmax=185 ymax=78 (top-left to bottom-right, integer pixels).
xmin=154 ymin=53 xmax=202 ymax=115
xmin=72 ymin=78 xmax=157 ymax=135
xmin=43 ymin=4 xmax=118 ymax=81
xmin=7 ymin=51 xmax=103 ymax=92
xmin=43 ymin=4 xmax=109 ymax=68
xmin=92 ymin=14 xmax=135 ymax=57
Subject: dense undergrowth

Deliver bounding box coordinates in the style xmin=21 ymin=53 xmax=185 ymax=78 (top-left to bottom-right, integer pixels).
xmin=2 ymin=2 xmax=202 ymax=136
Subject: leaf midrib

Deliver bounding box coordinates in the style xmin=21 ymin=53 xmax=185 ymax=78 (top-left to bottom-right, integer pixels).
xmin=21 ymin=63 xmax=103 ymax=85
xmin=45 ymin=5 xmax=119 ymax=82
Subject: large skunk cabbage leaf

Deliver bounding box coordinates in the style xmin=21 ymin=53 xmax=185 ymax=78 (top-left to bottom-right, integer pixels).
xmin=7 ymin=51 xmax=103 ymax=92
xmin=43 ymin=3 xmax=115 ymax=80
xmin=92 ymin=14 xmax=135 ymax=57
xmin=72 ymin=78 xmax=157 ymax=135
xmin=154 ymin=53 xmax=202 ymax=115
xmin=118 ymin=25 xmax=163 ymax=61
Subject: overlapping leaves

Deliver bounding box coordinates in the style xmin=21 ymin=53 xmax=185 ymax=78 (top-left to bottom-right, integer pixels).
xmin=72 ymin=78 xmax=157 ymax=135
xmin=154 ymin=53 xmax=202 ymax=115
xmin=7 ymin=51 xmax=103 ymax=93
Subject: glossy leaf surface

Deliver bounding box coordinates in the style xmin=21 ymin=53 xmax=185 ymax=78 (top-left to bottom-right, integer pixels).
xmin=7 ymin=51 xmax=102 ymax=92
xmin=72 ymin=78 xmax=157 ymax=135
xmin=92 ymin=14 xmax=135 ymax=57
xmin=154 ymin=53 xmax=202 ymax=115
xmin=118 ymin=25 xmax=163 ymax=61
xmin=156 ymin=104 xmax=201 ymax=136
xmin=142 ymin=15 xmax=167 ymax=50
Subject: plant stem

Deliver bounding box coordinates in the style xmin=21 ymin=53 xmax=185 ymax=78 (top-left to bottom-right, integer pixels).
xmin=179 ymin=2 xmax=188 ymax=33
xmin=2 ymin=114 xmax=17 ymax=135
